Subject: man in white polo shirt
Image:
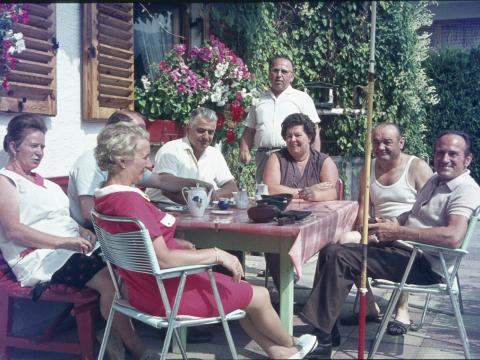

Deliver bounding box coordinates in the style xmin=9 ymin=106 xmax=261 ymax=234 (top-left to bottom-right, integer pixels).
xmin=239 ymin=55 xmax=321 ymax=182
xmin=146 ymin=107 xmax=238 ymax=204
xmin=68 ymin=109 xmax=213 ymax=229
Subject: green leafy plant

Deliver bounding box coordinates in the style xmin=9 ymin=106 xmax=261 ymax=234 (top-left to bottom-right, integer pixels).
xmin=424 ymin=46 xmax=480 ymax=182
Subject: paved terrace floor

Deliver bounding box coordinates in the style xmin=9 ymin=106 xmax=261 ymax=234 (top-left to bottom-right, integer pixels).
xmin=8 ymin=224 xmax=480 ymax=359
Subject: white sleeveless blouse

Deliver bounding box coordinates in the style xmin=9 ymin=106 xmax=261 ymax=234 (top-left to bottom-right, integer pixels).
xmin=0 ymin=169 xmax=79 ymax=286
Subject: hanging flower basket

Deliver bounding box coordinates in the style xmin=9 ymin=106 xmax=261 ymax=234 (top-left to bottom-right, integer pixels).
xmin=146 ymin=119 xmax=185 ymax=146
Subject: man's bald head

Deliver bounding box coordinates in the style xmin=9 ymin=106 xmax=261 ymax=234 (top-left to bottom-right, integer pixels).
xmin=106 ymin=109 xmax=147 ymax=129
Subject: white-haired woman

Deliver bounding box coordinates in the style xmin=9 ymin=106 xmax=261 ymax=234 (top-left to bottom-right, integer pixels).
xmin=94 ymin=121 xmax=318 ymax=359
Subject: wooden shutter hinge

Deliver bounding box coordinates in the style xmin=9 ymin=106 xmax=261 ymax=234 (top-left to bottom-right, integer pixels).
xmin=88 ymin=46 xmax=96 ymax=58
xmin=18 ymin=97 xmax=27 ymax=112
xmin=52 ymin=37 xmax=59 ymax=53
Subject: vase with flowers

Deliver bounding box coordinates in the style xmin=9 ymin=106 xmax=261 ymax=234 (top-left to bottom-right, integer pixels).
xmin=0 ymin=4 xmax=28 ymax=92
xmin=135 ymin=35 xmax=259 ymax=148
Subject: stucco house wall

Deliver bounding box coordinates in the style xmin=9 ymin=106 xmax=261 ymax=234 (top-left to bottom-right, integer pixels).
xmin=0 ymin=3 xmax=103 ymax=176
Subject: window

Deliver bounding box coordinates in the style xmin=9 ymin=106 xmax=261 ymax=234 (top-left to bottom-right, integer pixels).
xmin=133 ymin=3 xmax=186 ymax=86
xmin=422 ymin=19 xmax=480 ymax=49
xmin=0 ymin=3 xmax=56 ymax=115
xmin=82 ymin=3 xmax=134 ymax=121
xmin=82 ymin=3 xmax=196 ymax=121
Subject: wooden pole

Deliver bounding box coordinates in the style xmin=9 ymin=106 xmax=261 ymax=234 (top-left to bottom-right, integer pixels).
xmin=358 ymin=2 xmax=377 ymax=359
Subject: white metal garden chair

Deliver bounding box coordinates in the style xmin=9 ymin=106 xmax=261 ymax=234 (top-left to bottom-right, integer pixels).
xmin=368 ymin=206 xmax=480 ymax=359
xmin=91 ymin=210 xmax=246 ymax=360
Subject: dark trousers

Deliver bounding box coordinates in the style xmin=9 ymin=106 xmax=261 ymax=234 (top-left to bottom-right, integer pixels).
xmin=299 ymin=242 xmax=441 ymax=333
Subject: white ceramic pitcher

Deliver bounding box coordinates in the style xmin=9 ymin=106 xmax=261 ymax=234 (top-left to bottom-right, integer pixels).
xmin=235 ymin=189 xmax=250 ymax=210
xmin=255 ymin=182 xmax=269 ymax=200
xmin=181 ymin=183 xmax=213 ymax=217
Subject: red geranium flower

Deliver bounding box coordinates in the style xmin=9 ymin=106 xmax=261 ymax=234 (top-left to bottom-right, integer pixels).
xmin=226 ymin=129 xmax=235 ymax=143
xmin=216 ymin=112 xmax=225 ymax=129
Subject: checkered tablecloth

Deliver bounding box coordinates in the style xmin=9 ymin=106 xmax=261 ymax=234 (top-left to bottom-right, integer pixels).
xmin=173 ymin=200 xmax=358 ymax=279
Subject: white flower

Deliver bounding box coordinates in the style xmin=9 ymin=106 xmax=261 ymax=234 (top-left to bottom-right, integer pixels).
xmin=141 ymin=75 xmax=151 ymax=91
xmin=210 ymin=91 xmax=222 ymax=103
xmin=214 ymin=62 xmax=228 ymax=78
xmin=15 ymin=39 xmax=26 ymax=53
xmin=240 ymin=88 xmax=247 ymax=98
xmin=13 ymin=32 xmax=23 ymax=41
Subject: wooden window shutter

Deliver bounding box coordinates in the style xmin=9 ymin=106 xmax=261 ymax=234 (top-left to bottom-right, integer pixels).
xmin=82 ymin=3 xmax=134 ymax=121
xmin=0 ymin=3 xmax=56 ymax=115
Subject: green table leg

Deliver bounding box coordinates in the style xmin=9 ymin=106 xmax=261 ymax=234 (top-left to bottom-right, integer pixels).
xmin=278 ymin=242 xmax=294 ymax=335
xmin=171 ymin=327 xmax=187 ymax=354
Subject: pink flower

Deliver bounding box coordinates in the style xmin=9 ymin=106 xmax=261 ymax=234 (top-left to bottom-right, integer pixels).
xmin=159 ymin=60 xmax=170 ymax=72
xmin=170 ymin=69 xmax=181 ymax=81
xmin=2 ymin=78 xmax=9 ymax=91
xmin=177 ymin=84 xmax=186 ymax=93
xmin=174 ymin=44 xmax=186 ymax=55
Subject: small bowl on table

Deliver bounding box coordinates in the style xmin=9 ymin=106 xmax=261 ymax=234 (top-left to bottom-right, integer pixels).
xmin=218 ymin=197 xmax=230 ymax=210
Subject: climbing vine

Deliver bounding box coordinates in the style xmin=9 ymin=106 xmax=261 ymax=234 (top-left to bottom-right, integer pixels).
xmin=208 ymin=1 xmax=437 ymax=159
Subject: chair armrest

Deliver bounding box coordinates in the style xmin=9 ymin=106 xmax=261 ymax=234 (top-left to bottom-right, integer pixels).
xmin=404 ymin=241 xmax=468 ymax=255
xmin=156 ymin=263 xmax=217 ymax=279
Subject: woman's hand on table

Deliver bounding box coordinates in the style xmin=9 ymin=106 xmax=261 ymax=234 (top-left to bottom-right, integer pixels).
xmin=218 ymin=249 xmax=244 ymax=282
xmin=298 ymin=186 xmax=315 ymax=201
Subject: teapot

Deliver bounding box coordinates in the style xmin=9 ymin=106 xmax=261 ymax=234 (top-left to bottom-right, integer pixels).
xmin=182 ymin=183 xmax=213 ymax=217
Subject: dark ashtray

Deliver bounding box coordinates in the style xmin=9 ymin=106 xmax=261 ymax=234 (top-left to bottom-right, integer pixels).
xmin=256 ymin=193 xmax=293 ymax=211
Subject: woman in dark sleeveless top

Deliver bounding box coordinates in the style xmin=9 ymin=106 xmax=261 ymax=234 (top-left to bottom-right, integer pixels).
xmin=263 ymin=113 xmax=339 ymax=202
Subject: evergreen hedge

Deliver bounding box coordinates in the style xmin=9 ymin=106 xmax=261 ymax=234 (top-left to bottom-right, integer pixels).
xmin=424 ymin=46 xmax=480 ymax=182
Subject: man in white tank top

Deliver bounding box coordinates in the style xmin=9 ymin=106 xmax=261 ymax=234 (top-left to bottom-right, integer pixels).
xmin=341 ymin=123 xmax=432 ymax=334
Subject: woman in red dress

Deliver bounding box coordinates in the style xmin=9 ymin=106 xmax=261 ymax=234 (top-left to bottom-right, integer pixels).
xmin=94 ymin=121 xmax=318 ymax=359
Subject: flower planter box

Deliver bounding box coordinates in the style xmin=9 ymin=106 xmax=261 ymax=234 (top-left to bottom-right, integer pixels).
xmin=146 ymin=119 xmax=185 ymax=146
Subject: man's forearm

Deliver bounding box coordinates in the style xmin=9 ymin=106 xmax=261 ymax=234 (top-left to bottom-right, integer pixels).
xmin=213 ymin=180 xmax=238 ymax=201
xmin=372 ymin=217 xmax=467 ymax=249
xmin=161 ymin=190 xmax=188 ymax=205
xmin=240 ymin=127 xmax=255 ymax=152
xmin=145 ymin=173 xmax=213 ymax=193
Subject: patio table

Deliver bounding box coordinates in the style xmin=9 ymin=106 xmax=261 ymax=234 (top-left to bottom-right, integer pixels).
xmin=172 ymin=199 xmax=358 ymax=334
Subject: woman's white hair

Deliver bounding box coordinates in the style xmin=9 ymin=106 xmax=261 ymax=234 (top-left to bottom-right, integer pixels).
xmin=95 ymin=122 xmax=149 ymax=174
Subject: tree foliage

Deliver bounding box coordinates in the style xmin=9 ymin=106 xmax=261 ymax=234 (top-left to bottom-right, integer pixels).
xmin=424 ymin=46 xmax=480 ymax=182
xmin=208 ymin=1 xmax=437 ymax=161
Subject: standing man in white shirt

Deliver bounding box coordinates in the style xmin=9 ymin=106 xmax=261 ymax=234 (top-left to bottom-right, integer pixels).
xmin=146 ymin=107 xmax=238 ymax=204
xmin=239 ymin=55 xmax=321 ymax=182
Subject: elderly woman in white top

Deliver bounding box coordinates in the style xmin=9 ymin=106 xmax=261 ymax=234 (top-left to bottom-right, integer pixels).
xmin=0 ymin=114 xmax=147 ymax=358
